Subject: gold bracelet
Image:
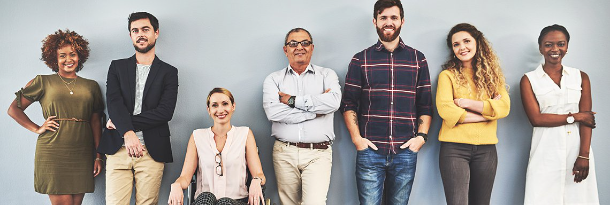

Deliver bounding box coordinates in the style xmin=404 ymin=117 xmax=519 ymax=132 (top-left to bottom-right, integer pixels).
xmin=577 ymin=155 xmax=589 ymax=160
xmin=95 ymin=158 xmax=104 ymax=161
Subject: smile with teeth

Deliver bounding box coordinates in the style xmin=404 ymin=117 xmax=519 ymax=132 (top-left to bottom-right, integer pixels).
xmin=550 ymin=54 xmax=560 ymax=58
xmin=216 ymin=113 xmax=227 ymax=119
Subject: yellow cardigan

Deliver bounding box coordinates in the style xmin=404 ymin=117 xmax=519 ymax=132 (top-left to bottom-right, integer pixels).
xmin=436 ymin=68 xmax=510 ymax=145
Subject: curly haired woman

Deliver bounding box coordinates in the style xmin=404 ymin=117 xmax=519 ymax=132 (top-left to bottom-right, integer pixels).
xmin=7 ymin=29 xmax=104 ymax=205
xmin=436 ymin=23 xmax=510 ymax=205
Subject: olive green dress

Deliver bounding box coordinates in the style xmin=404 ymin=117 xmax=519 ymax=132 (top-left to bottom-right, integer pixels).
xmin=16 ymin=74 xmax=104 ymax=194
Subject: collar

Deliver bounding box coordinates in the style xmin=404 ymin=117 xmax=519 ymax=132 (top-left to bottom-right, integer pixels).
xmin=534 ymin=64 xmax=572 ymax=77
xmin=374 ymin=38 xmax=407 ymax=52
xmin=286 ymin=64 xmax=315 ymax=75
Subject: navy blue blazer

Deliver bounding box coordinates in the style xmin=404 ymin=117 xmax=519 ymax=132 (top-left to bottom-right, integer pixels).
xmin=98 ymin=55 xmax=178 ymax=163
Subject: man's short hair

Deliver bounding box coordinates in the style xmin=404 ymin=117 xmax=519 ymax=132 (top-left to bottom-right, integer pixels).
xmin=284 ymin=28 xmax=313 ymax=45
xmin=128 ymin=12 xmax=159 ymax=32
xmin=374 ymin=0 xmax=404 ymax=20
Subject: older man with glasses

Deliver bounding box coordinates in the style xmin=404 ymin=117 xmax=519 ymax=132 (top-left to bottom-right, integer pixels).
xmin=262 ymin=27 xmax=341 ymax=205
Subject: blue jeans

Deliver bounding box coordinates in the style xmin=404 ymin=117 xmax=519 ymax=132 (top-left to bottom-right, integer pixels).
xmin=356 ymin=147 xmax=418 ymax=205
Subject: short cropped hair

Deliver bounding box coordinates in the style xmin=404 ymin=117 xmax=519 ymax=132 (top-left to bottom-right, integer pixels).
xmin=284 ymin=28 xmax=313 ymax=45
xmin=128 ymin=12 xmax=159 ymax=32
xmin=538 ymin=24 xmax=570 ymax=46
xmin=374 ymin=0 xmax=404 ymax=20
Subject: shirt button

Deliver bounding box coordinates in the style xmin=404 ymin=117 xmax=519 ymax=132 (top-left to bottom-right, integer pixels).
xmin=391 ymin=102 xmax=394 ymax=105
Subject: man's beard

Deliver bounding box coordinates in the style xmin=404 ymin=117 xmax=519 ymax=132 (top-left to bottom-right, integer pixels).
xmin=376 ymin=25 xmax=401 ymax=42
xmin=134 ymin=41 xmax=156 ymax=53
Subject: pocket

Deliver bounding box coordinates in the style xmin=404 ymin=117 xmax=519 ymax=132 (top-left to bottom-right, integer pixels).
xmin=356 ymin=147 xmax=370 ymax=152
xmin=533 ymin=87 xmax=558 ymax=108
xmin=565 ymin=85 xmax=582 ymax=104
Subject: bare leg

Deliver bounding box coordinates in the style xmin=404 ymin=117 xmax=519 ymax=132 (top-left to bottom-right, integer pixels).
xmin=48 ymin=194 xmax=73 ymax=205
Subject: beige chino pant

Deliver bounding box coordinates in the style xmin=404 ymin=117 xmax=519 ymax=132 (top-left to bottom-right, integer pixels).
xmin=105 ymin=146 xmax=164 ymax=205
xmin=273 ymin=140 xmax=332 ymax=205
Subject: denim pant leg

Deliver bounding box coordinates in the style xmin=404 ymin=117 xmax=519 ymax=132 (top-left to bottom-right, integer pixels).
xmin=356 ymin=148 xmax=386 ymax=205
xmin=385 ymin=148 xmax=418 ymax=205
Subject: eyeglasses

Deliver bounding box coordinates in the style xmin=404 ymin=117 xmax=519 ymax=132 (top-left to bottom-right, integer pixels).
xmin=215 ymin=153 xmax=223 ymax=176
xmin=285 ymin=40 xmax=313 ymax=48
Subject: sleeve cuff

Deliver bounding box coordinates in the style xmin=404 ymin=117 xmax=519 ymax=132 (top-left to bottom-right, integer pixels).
xmin=295 ymin=95 xmax=311 ymax=110
xmin=481 ymin=101 xmax=494 ymax=117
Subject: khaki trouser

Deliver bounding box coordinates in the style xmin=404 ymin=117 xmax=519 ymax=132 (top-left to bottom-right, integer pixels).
xmin=273 ymin=140 xmax=332 ymax=205
xmin=105 ymin=146 xmax=164 ymax=205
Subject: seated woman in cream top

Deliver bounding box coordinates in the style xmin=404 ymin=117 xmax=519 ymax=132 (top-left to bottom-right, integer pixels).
xmin=169 ymin=88 xmax=266 ymax=205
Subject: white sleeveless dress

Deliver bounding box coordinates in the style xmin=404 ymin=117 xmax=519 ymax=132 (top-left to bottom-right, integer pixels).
xmin=524 ymin=65 xmax=598 ymax=205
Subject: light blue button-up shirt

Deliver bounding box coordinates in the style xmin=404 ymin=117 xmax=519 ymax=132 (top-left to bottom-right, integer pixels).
xmin=263 ymin=64 xmax=342 ymax=143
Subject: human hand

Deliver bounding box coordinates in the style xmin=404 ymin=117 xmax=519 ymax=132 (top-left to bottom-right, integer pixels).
xmin=493 ymin=94 xmax=502 ymax=100
xmin=124 ymin=131 xmax=145 ymax=157
xmin=35 ymin=116 xmax=59 ymax=134
xmin=453 ymin=98 xmax=464 ymax=108
xmin=353 ymin=136 xmax=378 ymax=151
xmin=573 ymin=157 xmax=589 ymax=183
xmin=574 ymin=111 xmax=596 ymax=128
xmin=248 ymin=179 xmax=265 ymax=205
xmin=323 ymin=88 xmax=331 ymax=93
xmin=106 ymin=119 xmax=116 ymax=130
xmin=168 ymin=183 xmax=184 ymax=205
xmin=93 ymin=158 xmax=103 ymax=177
xmin=400 ymin=136 xmax=425 ymax=152
xmin=278 ymin=92 xmax=291 ymax=105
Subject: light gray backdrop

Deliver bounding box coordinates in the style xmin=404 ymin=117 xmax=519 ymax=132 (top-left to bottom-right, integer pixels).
xmin=1 ymin=1 xmax=608 ymax=204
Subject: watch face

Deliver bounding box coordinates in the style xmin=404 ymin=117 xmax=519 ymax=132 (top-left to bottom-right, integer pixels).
xmin=567 ymin=116 xmax=575 ymax=123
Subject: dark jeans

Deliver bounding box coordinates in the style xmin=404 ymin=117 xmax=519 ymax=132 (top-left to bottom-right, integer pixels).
xmin=439 ymin=142 xmax=497 ymax=205
xmin=356 ymin=147 xmax=418 ymax=205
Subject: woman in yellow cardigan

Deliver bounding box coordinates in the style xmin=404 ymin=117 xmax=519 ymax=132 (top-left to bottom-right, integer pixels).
xmin=436 ymin=23 xmax=510 ymax=205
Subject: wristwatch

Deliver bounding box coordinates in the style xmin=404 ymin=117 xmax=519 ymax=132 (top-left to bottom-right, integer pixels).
xmin=566 ymin=113 xmax=575 ymax=124
xmin=288 ymin=96 xmax=296 ymax=108
xmin=416 ymin=133 xmax=428 ymax=142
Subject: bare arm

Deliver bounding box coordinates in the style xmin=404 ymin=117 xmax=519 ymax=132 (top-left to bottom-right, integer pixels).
xmin=7 ymin=79 xmax=58 ymax=134
xmin=520 ymin=75 xmax=595 ymax=127
xmin=401 ymin=115 xmax=432 ymax=152
xmin=90 ymin=112 xmax=103 ymax=177
xmin=168 ymin=134 xmax=198 ymax=205
xmin=574 ymin=71 xmax=593 ymax=183
xmin=343 ymin=110 xmax=377 ymax=151
xmin=245 ymin=129 xmax=265 ymax=205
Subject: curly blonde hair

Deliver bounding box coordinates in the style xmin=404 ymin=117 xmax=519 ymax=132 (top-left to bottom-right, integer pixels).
xmin=442 ymin=23 xmax=506 ymax=100
xmin=40 ymin=29 xmax=90 ymax=72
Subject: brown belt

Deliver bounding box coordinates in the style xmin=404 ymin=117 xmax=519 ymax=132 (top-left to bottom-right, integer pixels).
xmin=54 ymin=118 xmax=89 ymax=122
xmin=282 ymin=140 xmax=332 ymax=149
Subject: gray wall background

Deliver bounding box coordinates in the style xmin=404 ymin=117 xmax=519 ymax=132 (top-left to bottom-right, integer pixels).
xmin=1 ymin=0 xmax=608 ymax=204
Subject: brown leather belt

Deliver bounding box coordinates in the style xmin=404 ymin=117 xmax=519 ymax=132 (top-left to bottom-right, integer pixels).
xmin=55 ymin=118 xmax=89 ymax=122
xmin=282 ymin=140 xmax=332 ymax=149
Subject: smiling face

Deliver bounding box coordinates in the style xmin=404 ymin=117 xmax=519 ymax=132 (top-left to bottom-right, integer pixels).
xmin=56 ymin=45 xmax=79 ymax=76
xmin=374 ymin=6 xmax=404 ymax=42
xmin=284 ymin=31 xmax=314 ymax=68
xmin=207 ymin=93 xmax=235 ymax=125
xmin=130 ymin=18 xmax=158 ymax=54
xmin=539 ymin=30 xmax=568 ymax=65
xmin=451 ymin=31 xmax=477 ymax=66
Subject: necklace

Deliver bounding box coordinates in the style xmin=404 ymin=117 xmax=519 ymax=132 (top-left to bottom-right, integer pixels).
xmin=57 ymin=73 xmax=77 ymax=95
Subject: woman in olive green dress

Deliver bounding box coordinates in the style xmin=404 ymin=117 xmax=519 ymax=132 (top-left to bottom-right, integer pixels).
xmin=7 ymin=29 xmax=104 ymax=205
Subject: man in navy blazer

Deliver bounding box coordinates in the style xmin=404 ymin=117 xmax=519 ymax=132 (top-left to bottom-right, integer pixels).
xmin=98 ymin=12 xmax=178 ymax=205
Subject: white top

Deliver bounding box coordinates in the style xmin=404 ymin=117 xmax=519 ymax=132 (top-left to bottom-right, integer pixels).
xmin=262 ymin=64 xmax=341 ymax=143
xmin=524 ymin=64 xmax=598 ymax=204
xmin=193 ymin=126 xmax=249 ymax=199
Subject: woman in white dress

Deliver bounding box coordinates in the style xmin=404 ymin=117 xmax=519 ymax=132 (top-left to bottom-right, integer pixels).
xmin=521 ymin=24 xmax=598 ymax=205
